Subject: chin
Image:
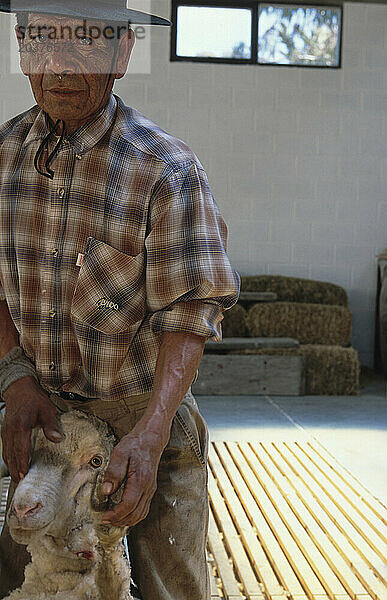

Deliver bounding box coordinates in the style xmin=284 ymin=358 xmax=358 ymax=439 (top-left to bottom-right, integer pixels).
xmin=9 ymin=522 xmax=53 ymax=544
xmin=43 ymin=97 xmax=85 ymax=120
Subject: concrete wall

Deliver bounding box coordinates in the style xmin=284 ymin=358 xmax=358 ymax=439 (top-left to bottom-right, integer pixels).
xmin=1 ymin=2 xmax=386 ymax=366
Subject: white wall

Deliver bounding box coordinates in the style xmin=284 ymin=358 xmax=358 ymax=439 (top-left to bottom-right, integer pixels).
xmin=1 ymin=2 xmax=386 ymax=366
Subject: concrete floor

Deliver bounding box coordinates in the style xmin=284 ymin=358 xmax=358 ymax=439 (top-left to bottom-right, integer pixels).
xmin=197 ymin=372 xmax=387 ymax=505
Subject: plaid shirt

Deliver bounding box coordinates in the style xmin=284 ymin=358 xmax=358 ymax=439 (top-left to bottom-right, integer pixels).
xmin=0 ymin=94 xmax=239 ymax=400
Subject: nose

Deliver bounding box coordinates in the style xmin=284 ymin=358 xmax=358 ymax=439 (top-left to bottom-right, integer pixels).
xmin=45 ymin=44 xmax=77 ymax=76
xmin=13 ymin=502 xmax=42 ymax=521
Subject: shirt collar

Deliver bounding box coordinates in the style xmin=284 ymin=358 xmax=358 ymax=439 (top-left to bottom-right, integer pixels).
xmin=22 ymin=94 xmax=118 ymax=156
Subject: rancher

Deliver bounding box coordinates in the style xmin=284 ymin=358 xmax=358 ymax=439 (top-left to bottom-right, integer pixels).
xmin=0 ymin=1 xmax=240 ymax=598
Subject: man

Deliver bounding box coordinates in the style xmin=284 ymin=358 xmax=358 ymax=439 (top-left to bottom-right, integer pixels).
xmin=0 ymin=1 xmax=239 ymax=598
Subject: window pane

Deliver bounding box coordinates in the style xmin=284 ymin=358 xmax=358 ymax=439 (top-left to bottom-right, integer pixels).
xmin=258 ymin=4 xmax=342 ymax=67
xmin=176 ymin=6 xmax=252 ymax=59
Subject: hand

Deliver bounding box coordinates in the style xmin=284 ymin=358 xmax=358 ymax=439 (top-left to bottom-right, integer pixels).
xmin=1 ymin=376 xmax=62 ymax=482
xmin=101 ymin=425 xmax=165 ymax=527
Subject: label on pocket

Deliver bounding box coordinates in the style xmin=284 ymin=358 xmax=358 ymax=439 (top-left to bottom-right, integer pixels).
xmin=76 ymin=253 xmax=84 ymax=267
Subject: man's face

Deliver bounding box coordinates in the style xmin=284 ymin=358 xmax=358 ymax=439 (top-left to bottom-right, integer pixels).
xmin=16 ymin=14 xmax=135 ymax=126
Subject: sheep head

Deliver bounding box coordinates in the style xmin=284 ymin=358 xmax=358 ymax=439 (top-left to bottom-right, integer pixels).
xmin=7 ymin=410 xmax=116 ymax=545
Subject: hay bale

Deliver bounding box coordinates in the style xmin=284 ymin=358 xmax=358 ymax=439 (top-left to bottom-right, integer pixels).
xmin=241 ymin=275 xmax=348 ymax=307
xmin=301 ymin=345 xmax=360 ymax=396
xmin=246 ymin=302 xmax=351 ymax=346
xmin=222 ymin=304 xmax=248 ymax=337
xmin=228 ymin=345 xmax=360 ymax=396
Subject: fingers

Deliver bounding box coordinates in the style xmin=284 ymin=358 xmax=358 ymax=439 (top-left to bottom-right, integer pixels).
xmin=1 ymin=382 xmax=61 ymax=482
xmin=102 ymin=473 xmax=156 ymax=527
xmin=113 ymin=494 xmax=152 ymax=528
xmin=2 ymin=434 xmax=17 ymax=482
xmin=2 ymin=427 xmax=31 ymax=482
xmin=104 ymin=495 xmax=151 ymax=528
xmin=15 ymin=427 xmax=32 ymax=477
xmin=5 ymin=450 xmax=19 ymax=483
xmin=102 ymin=445 xmax=130 ymax=496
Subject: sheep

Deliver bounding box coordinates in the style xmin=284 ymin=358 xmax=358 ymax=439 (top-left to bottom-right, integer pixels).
xmin=4 ymin=410 xmax=133 ymax=600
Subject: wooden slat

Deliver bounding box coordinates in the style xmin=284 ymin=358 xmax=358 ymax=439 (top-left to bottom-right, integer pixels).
xmin=256 ymin=442 xmax=377 ymax=599
xmin=207 ymin=440 xmax=384 ymax=600
xmin=206 ymin=549 xmax=223 ymax=599
xmin=236 ymin=441 xmax=346 ymax=600
xmin=267 ymin=443 xmax=387 ymax=589
xmin=207 ymin=509 xmax=244 ymax=599
xmin=285 ymin=443 xmax=387 ymax=566
xmin=234 ymin=441 xmax=358 ymax=599
xmin=291 ymin=442 xmax=387 ymax=552
xmin=208 ymin=449 xmax=275 ymax=599
xmin=0 ymin=476 xmax=9 ymax=532
xmin=269 ymin=442 xmax=387 ymax=600
xmin=208 ymin=465 xmax=262 ymax=600
xmin=214 ymin=442 xmax=308 ymax=600
xmin=307 ymin=442 xmax=387 ymax=528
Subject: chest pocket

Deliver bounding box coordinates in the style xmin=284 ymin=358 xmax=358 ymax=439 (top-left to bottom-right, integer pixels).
xmin=70 ymin=238 xmax=146 ymax=335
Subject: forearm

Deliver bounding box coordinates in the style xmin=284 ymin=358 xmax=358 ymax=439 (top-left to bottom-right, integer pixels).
xmin=0 ymin=300 xmax=20 ymax=358
xmin=101 ymin=329 xmax=206 ymax=522
xmin=135 ymin=331 xmax=206 ymax=448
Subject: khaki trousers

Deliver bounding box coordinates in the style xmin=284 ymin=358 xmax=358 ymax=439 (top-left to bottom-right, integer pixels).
xmin=0 ymin=389 xmax=210 ymax=600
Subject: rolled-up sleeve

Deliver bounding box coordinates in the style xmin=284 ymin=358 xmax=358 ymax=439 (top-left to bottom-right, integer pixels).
xmin=146 ymin=162 xmax=240 ymax=342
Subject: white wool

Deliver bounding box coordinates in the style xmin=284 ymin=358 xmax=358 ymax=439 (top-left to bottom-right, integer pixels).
xmin=4 ymin=411 xmax=133 ymax=600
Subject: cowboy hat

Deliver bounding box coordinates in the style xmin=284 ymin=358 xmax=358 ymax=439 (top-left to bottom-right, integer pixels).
xmin=0 ymin=0 xmax=171 ymax=26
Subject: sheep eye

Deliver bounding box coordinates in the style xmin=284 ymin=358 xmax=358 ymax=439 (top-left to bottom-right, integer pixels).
xmin=89 ymin=456 xmax=103 ymax=468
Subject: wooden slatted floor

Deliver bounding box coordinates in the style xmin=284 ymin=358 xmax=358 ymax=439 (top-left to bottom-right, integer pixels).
xmin=0 ymin=476 xmax=9 ymax=529
xmin=207 ymin=441 xmax=387 ymax=600
xmin=2 ymin=443 xmax=387 ymax=600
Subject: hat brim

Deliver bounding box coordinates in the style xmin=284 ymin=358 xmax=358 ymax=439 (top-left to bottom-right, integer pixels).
xmin=0 ymin=2 xmax=171 ymax=25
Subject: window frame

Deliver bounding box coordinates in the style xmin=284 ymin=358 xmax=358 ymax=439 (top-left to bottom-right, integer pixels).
xmin=170 ymin=0 xmax=258 ymax=65
xmin=170 ymin=0 xmax=343 ymax=68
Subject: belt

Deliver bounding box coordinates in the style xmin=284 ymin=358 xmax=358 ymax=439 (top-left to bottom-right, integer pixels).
xmin=59 ymin=391 xmax=99 ymax=402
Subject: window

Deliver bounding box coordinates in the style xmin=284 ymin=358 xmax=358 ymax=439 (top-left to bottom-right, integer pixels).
xmin=258 ymin=4 xmax=342 ymax=67
xmin=171 ymin=1 xmax=343 ymax=68
xmin=171 ymin=2 xmax=254 ymax=63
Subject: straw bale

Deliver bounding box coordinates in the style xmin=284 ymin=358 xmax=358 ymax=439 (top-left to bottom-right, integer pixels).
xmin=241 ymin=275 xmax=348 ymax=307
xmin=222 ymin=304 xmax=248 ymax=337
xmin=246 ymin=302 xmax=351 ymax=346
xmin=229 ymin=345 xmax=360 ymax=395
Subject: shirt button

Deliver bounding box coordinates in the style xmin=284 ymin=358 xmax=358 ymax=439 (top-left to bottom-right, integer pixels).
xmin=51 ymin=248 xmax=59 ymax=257
xmin=57 ymin=188 xmax=65 ymax=198
xmin=68 ymin=392 xmax=75 ymax=400
xmin=49 ymin=309 xmax=56 ymax=317
xmin=49 ymin=362 xmax=56 ymax=371
xmin=75 ymin=154 xmax=83 ymax=160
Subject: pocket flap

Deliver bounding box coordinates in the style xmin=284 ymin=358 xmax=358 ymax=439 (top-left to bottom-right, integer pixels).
xmin=71 ymin=238 xmax=146 ymax=334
